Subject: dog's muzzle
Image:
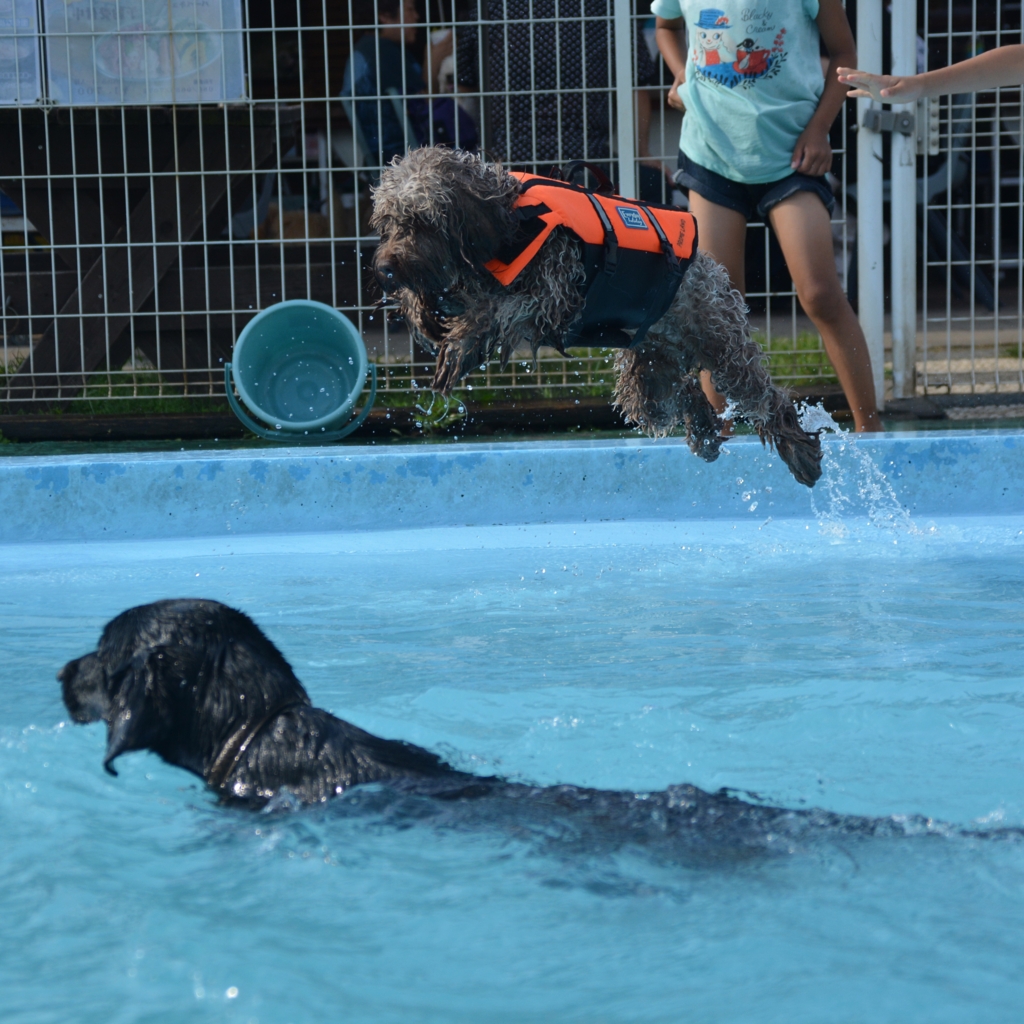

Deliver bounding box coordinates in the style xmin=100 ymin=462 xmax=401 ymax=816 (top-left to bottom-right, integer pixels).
xmin=375 ymin=262 xmax=399 ymax=292
xmin=58 ymin=653 xmax=110 ymax=723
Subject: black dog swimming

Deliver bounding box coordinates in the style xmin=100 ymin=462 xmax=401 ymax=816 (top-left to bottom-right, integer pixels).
xmin=59 ymin=599 xmax=457 ymax=805
xmin=58 ymin=599 xmax=1017 ymax=856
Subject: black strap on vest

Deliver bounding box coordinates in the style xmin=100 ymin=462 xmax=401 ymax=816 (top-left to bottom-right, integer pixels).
xmin=491 ymin=200 xmax=552 ymax=268
xmin=584 ymin=192 xmax=619 ymax=276
xmin=548 ymin=162 xmax=618 ymax=275
xmin=628 ymin=201 xmax=684 ymax=346
xmin=638 ymin=200 xmax=680 ymax=269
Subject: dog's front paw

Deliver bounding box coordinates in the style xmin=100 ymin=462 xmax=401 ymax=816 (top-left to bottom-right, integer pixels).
xmin=430 ymin=342 xmax=467 ymax=396
xmin=687 ymin=431 xmax=724 ymax=462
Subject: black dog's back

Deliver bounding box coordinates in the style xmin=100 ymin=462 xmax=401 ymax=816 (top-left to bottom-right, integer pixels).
xmin=228 ymin=703 xmax=460 ymax=805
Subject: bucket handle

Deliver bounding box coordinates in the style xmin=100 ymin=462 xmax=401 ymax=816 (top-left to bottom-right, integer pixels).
xmin=224 ymin=362 xmax=377 ymax=443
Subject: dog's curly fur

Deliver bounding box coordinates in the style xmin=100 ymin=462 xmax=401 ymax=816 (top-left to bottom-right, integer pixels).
xmin=371 ymin=147 xmax=822 ymax=487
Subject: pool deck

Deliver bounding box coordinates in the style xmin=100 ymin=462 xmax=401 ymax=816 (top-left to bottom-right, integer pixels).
xmin=0 ymin=430 xmax=1021 ymax=545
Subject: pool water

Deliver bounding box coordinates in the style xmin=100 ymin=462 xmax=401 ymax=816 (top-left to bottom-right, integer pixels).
xmin=3 ymin=510 xmax=1024 ymax=1022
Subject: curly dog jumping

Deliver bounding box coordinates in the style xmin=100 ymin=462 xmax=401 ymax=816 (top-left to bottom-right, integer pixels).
xmin=371 ymin=147 xmax=822 ymax=487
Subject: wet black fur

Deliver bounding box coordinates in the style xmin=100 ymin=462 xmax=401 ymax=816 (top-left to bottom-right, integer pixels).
xmin=59 ymin=599 xmax=455 ymax=805
xmin=58 ymin=600 xmax=1023 ymax=856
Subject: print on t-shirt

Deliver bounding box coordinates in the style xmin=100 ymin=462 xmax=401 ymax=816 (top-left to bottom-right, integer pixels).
xmin=691 ymin=6 xmax=787 ymax=89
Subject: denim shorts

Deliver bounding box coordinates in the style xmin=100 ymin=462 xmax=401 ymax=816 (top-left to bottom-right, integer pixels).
xmin=674 ymin=151 xmax=835 ymax=221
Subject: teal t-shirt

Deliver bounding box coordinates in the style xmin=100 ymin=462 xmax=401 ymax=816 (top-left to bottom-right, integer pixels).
xmin=649 ymin=0 xmax=824 ymax=183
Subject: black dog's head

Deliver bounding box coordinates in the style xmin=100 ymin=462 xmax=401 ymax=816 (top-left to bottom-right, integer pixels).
xmin=59 ymin=599 xmax=309 ymax=778
xmin=370 ymin=147 xmax=520 ymax=306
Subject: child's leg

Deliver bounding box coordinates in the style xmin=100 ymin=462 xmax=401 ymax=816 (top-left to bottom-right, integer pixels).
xmin=687 ymin=191 xmax=748 ymax=417
xmin=767 ymin=192 xmax=882 ymax=433
xmin=687 ymin=191 xmax=748 ymax=293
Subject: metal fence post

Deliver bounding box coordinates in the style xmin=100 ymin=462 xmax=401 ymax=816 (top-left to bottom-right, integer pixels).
xmin=856 ymin=0 xmax=886 ymax=409
xmin=890 ymin=0 xmax=917 ymax=398
xmin=613 ymin=0 xmax=636 ymax=198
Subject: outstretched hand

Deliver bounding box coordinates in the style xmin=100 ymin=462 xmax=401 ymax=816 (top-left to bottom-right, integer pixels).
xmin=837 ymin=67 xmax=922 ymax=103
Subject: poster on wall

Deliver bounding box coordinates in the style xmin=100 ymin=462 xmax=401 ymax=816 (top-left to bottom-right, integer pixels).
xmin=0 ymin=0 xmax=42 ymax=104
xmin=44 ymin=0 xmax=246 ymax=105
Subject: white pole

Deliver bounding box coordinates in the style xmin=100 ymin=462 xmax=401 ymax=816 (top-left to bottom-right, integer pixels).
xmin=613 ymin=0 xmax=636 ymax=198
xmin=889 ymin=1 xmax=917 ymax=398
xmin=856 ymin=0 xmax=886 ymax=409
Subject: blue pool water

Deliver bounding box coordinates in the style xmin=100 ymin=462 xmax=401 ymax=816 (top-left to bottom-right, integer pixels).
xmin=3 ymin=435 xmax=1024 ymax=1022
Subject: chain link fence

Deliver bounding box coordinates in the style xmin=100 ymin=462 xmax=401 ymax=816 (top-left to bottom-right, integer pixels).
xmin=2 ymin=0 xmax=1009 ymax=420
xmin=920 ymin=0 xmax=1024 ymax=397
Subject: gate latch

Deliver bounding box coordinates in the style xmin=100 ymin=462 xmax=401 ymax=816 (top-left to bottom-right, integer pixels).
xmin=861 ymin=108 xmax=915 ymax=136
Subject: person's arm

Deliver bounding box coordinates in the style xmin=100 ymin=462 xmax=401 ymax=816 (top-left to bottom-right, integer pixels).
xmin=791 ymin=0 xmax=856 ymax=176
xmin=655 ymin=16 xmax=686 ymax=112
xmin=837 ymin=44 xmax=1024 ymax=103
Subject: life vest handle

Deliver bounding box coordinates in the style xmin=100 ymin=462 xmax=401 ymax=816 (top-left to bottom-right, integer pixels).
xmin=553 ymin=160 xmax=615 ymax=194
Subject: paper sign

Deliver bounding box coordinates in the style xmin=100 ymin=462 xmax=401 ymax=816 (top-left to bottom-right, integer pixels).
xmin=0 ymin=0 xmax=42 ymax=104
xmin=44 ymin=0 xmax=245 ymax=105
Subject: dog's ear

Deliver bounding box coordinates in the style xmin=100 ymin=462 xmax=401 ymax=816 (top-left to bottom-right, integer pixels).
xmin=456 ymin=193 xmax=516 ymax=266
xmin=102 ymin=653 xmax=158 ymax=776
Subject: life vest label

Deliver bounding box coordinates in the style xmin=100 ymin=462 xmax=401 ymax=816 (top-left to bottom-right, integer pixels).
xmin=616 ymin=206 xmax=648 ymax=230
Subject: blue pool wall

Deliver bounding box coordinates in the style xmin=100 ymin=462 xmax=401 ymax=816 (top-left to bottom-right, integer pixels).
xmin=0 ymin=432 xmax=1020 ymax=544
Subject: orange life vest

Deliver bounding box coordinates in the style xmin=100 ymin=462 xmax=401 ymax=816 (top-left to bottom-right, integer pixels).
xmin=485 ymin=171 xmax=698 ymax=348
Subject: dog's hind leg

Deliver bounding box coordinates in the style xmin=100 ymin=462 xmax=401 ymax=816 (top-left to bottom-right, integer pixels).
xmin=613 ymin=339 xmax=723 ymax=460
xmin=676 ymin=374 xmax=725 ymax=461
xmin=662 ymin=251 xmax=822 ymax=487
xmin=613 ymin=341 xmax=680 ymax=438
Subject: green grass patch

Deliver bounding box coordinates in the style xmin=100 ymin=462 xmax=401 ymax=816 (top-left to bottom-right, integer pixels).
xmin=75 ymin=370 xmax=228 ymax=415
xmin=758 ymin=331 xmax=838 ymax=388
xmin=1 ymin=333 xmax=836 ymax=421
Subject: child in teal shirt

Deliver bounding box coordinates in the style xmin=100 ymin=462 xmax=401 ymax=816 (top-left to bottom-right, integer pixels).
xmin=654 ymin=0 xmax=881 ymax=432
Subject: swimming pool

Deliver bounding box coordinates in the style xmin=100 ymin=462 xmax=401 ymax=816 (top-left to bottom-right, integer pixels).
xmin=3 ymin=432 xmax=1024 ymax=1022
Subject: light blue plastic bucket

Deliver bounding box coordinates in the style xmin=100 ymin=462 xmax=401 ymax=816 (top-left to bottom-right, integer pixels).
xmin=225 ymin=300 xmax=376 ymax=442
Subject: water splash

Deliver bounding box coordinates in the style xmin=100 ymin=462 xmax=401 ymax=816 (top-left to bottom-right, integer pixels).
xmin=414 ymin=391 xmax=467 ymax=432
xmin=798 ymin=403 xmax=917 ymax=538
